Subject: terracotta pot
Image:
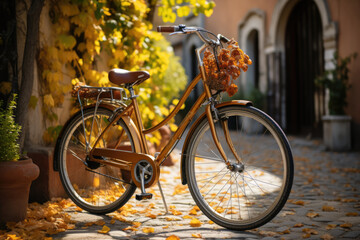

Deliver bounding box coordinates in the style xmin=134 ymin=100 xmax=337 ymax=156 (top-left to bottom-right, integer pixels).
xmin=0 ymin=158 xmax=40 ymax=224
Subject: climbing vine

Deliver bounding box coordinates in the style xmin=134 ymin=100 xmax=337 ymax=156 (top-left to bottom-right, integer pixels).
xmin=38 ymin=0 xmax=214 ymax=144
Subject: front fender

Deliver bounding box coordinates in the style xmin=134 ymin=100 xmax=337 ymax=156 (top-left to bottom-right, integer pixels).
xmin=53 ymin=103 xmax=143 ymax=171
xmin=180 ymin=100 xmax=252 ymax=185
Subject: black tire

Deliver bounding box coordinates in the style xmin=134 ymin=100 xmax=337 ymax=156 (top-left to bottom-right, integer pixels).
xmin=56 ymin=107 xmax=136 ymax=214
xmin=185 ymin=105 xmax=293 ymax=230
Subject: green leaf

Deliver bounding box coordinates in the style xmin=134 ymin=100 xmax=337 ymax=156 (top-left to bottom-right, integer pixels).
xmin=29 ymin=96 xmax=38 ymax=110
xmin=58 ymin=34 xmax=76 ymax=49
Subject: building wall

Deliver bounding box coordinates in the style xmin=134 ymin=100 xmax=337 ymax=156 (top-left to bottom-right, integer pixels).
xmin=202 ymin=0 xmax=360 ymax=146
xmin=328 ymin=0 xmax=360 ymax=122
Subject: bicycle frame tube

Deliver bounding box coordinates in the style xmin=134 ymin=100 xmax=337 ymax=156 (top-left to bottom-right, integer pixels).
xmin=143 ymin=74 xmax=202 ymax=135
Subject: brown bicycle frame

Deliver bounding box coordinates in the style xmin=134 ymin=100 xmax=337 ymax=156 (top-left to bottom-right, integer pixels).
xmin=89 ymin=44 xmax=242 ymax=172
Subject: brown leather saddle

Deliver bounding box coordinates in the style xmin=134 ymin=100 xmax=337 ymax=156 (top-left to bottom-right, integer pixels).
xmin=108 ymin=69 xmax=150 ymax=86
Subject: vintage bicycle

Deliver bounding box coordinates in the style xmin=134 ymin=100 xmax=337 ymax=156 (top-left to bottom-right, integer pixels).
xmin=53 ymin=25 xmax=294 ymax=230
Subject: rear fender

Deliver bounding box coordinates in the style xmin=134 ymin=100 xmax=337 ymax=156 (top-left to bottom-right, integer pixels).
xmin=180 ymin=100 xmax=252 ymax=185
xmin=53 ymin=103 xmax=142 ymax=171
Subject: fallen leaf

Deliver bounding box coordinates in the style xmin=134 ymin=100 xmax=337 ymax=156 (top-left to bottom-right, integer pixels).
xmin=345 ymin=212 xmax=358 ymax=216
xmin=321 ymin=233 xmax=334 ymax=240
xmin=322 ymin=205 xmax=336 ymax=212
xmin=189 ymin=208 xmax=198 ymax=215
xmin=142 ymin=227 xmax=154 ymax=233
xmin=182 ymin=215 xmax=193 ymax=219
xmin=166 ymin=235 xmax=180 ymax=240
xmin=98 ymin=225 xmax=110 ymax=234
xmin=208 ymin=220 xmax=214 ymax=224
xmin=326 ymin=224 xmax=337 ymax=229
xmin=146 ymin=213 xmax=157 ymax=219
xmin=122 ymin=226 xmax=138 ymax=232
xmin=171 ymin=209 xmax=183 ymax=216
xmin=95 ymin=220 xmax=105 ymax=226
xmin=294 ymin=223 xmax=304 ymax=227
xmin=295 ymin=200 xmax=305 ymax=206
xmin=302 ymin=228 xmax=318 ymax=235
xmin=190 ymin=218 xmax=202 ymax=227
xmin=303 ymin=233 xmax=311 ymax=238
xmin=192 ymin=233 xmax=202 ymax=238
xmin=259 ymin=230 xmax=277 ymax=236
xmin=340 ymin=222 xmax=352 ymax=228
xmin=132 ymin=222 xmax=141 ymax=228
xmin=306 ymin=212 xmax=319 ymax=218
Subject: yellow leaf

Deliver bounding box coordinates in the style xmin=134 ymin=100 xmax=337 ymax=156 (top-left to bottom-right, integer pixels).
xmin=145 ymin=213 xmax=157 ymax=219
xmin=98 ymin=225 xmax=110 ymax=234
xmin=306 ymin=212 xmax=319 ymax=218
xmin=95 ymin=220 xmax=106 ymax=226
xmin=44 ymin=94 xmax=55 ymax=107
xmin=340 ymin=222 xmax=352 ymax=228
xmin=322 ymin=205 xmax=335 ymax=212
xmin=132 ymin=222 xmax=141 ymax=228
xmin=204 ymin=9 xmax=213 ymax=17
xmin=142 ymin=227 xmax=154 ymax=233
xmin=166 ymin=235 xmax=180 ymax=240
xmin=190 ymin=218 xmax=202 ymax=227
xmin=302 ymin=228 xmax=318 ymax=235
xmin=192 ymin=233 xmax=202 ymax=238
xmin=294 ymin=200 xmax=305 ymax=206
xmin=326 ymin=224 xmax=337 ymax=230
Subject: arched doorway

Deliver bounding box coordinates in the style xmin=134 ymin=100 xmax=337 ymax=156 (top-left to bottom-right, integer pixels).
xmin=246 ymin=29 xmax=260 ymax=92
xmin=285 ymin=0 xmax=324 ymax=135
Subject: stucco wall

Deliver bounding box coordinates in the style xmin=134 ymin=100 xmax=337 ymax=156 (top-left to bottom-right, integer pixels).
xmin=328 ymin=0 xmax=360 ymax=123
xmin=205 ymin=0 xmax=360 ymax=132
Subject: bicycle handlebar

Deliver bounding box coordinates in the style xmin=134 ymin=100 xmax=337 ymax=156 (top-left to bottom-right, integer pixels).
xmin=157 ymin=24 xmax=230 ymax=46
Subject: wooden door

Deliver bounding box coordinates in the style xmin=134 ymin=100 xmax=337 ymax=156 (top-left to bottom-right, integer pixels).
xmin=285 ymin=0 xmax=324 ymax=135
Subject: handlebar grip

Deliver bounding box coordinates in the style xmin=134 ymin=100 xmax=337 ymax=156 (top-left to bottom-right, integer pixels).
xmin=157 ymin=26 xmax=179 ymax=33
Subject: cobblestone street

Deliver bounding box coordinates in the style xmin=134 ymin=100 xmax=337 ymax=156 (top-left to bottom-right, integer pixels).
xmin=50 ymin=136 xmax=360 ymax=240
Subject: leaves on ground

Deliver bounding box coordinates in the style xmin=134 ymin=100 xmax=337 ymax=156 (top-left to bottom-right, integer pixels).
xmin=166 ymin=235 xmax=180 ymax=240
xmin=98 ymin=225 xmax=110 ymax=234
xmin=189 ymin=218 xmax=202 ymax=227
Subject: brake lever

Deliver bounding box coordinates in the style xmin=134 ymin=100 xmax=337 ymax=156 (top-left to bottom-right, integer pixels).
xmin=169 ymin=31 xmax=186 ymax=36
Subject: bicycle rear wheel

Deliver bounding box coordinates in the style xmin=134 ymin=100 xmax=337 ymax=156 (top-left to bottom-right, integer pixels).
xmin=185 ymin=105 xmax=293 ymax=230
xmin=56 ymin=107 xmax=136 ymax=214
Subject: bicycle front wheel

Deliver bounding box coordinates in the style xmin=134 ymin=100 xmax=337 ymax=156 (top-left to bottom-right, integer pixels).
xmin=185 ymin=105 xmax=293 ymax=230
xmin=56 ymin=107 xmax=136 ymax=214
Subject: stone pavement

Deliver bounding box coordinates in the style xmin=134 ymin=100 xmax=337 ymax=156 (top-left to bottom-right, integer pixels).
xmin=53 ymin=137 xmax=360 ymax=240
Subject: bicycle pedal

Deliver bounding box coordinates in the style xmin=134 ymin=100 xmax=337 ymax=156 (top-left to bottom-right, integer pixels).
xmin=135 ymin=193 xmax=153 ymax=201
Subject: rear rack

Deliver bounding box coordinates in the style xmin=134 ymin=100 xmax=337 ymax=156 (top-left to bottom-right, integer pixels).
xmin=75 ymin=85 xmax=128 ymax=102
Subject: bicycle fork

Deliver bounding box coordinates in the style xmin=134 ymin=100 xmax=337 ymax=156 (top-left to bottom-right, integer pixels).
xmin=205 ymin=103 xmax=244 ymax=172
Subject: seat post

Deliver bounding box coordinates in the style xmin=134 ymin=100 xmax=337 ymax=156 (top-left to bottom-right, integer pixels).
xmin=128 ymin=85 xmax=150 ymax=154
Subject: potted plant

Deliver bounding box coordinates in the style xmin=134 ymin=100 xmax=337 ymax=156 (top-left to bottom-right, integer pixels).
xmin=316 ymin=52 xmax=357 ymax=151
xmin=0 ymin=96 xmax=39 ymax=225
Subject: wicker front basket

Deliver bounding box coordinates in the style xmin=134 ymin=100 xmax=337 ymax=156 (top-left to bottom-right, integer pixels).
xmin=203 ymin=39 xmax=252 ymax=96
